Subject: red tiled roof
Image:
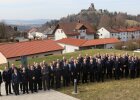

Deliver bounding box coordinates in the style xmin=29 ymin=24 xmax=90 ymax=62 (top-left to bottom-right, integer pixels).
xmin=106 ymin=26 xmax=140 ymax=33
xmin=0 ymin=40 xmax=63 ymax=59
xmin=56 ymin=38 xmax=87 ymax=47
xmin=106 ymin=28 xmax=119 ymax=33
xmin=53 ymin=21 xmax=96 ymax=36
xmin=56 ymin=38 xmax=120 ymax=47
xmin=82 ymin=38 xmax=120 ymax=47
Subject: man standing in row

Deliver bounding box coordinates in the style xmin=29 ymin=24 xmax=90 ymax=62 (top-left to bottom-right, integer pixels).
xmin=2 ymin=66 xmax=13 ymax=95
xmin=0 ymin=71 xmax=2 ymax=96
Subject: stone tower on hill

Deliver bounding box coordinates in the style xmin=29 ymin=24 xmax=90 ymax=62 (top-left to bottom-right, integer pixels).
xmin=88 ymin=3 xmax=96 ymax=11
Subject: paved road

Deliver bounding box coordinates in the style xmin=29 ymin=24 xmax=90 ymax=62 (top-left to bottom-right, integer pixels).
xmin=0 ymin=83 xmax=79 ymax=100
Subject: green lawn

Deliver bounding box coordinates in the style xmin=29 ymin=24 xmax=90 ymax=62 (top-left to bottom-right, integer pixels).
xmin=1 ymin=49 xmax=140 ymax=70
xmin=58 ymin=78 xmax=140 ymax=100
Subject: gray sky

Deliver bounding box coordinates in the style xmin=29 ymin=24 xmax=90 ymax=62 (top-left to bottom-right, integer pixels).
xmin=0 ymin=0 xmax=139 ymax=20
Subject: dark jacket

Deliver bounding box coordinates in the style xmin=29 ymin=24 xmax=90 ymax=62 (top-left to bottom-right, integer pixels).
xmin=0 ymin=72 xmax=2 ymax=84
xmin=2 ymin=70 xmax=11 ymax=83
xmin=12 ymin=73 xmax=20 ymax=84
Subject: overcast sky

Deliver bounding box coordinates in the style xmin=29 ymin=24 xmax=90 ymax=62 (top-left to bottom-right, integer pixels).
xmin=0 ymin=0 xmax=139 ymax=20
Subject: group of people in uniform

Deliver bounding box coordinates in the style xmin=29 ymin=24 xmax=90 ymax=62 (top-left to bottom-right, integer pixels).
xmin=0 ymin=52 xmax=140 ymax=96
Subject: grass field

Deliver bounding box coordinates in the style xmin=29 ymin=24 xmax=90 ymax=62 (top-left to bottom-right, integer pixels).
xmin=58 ymin=78 xmax=140 ymax=100
xmin=126 ymin=20 xmax=140 ymax=26
xmin=1 ymin=49 xmax=140 ymax=70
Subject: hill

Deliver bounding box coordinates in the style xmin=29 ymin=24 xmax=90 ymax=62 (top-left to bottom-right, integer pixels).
xmin=40 ymin=3 xmax=140 ymax=32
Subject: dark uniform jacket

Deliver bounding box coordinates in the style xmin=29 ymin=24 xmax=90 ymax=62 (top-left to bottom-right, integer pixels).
xmin=0 ymin=72 xmax=2 ymax=84
xmin=2 ymin=70 xmax=11 ymax=83
xmin=12 ymin=73 xmax=20 ymax=84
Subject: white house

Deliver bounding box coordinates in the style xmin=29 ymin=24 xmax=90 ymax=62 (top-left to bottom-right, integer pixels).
xmin=97 ymin=27 xmax=140 ymax=41
xmin=56 ymin=38 xmax=120 ymax=53
xmin=28 ymin=28 xmax=47 ymax=39
xmin=53 ymin=21 xmax=96 ymax=40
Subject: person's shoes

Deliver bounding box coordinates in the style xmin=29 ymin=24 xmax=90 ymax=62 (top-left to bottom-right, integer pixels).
xmin=10 ymin=92 xmax=13 ymax=94
xmin=0 ymin=94 xmax=2 ymax=96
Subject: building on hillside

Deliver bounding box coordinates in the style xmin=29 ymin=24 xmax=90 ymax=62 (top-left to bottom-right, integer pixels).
xmin=53 ymin=21 xmax=96 ymax=40
xmin=28 ymin=27 xmax=47 ymax=39
xmin=0 ymin=40 xmax=63 ymax=62
xmin=56 ymin=38 xmax=87 ymax=53
xmin=97 ymin=27 xmax=140 ymax=41
xmin=56 ymin=38 xmax=120 ymax=53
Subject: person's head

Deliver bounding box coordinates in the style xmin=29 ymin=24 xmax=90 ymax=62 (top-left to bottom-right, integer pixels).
xmin=56 ymin=63 xmax=59 ymax=68
xmin=22 ymin=67 xmax=26 ymax=73
xmin=30 ymin=66 xmax=34 ymax=70
xmin=84 ymin=59 xmax=86 ymax=63
xmin=50 ymin=62 xmax=53 ymax=66
xmin=116 ymin=57 xmax=119 ymax=61
xmin=19 ymin=64 xmax=23 ymax=68
xmin=5 ymin=66 xmax=8 ymax=71
xmin=90 ymin=59 xmax=93 ymax=63
xmin=97 ymin=59 xmax=101 ymax=64
xmin=11 ymin=64 xmax=15 ymax=69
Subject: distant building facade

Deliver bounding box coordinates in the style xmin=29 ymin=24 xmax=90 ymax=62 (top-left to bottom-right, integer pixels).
xmin=97 ymin=27 xmax=140 ymax=41
xmin=53 ymin=21 xmax=96 ymax=40
xmin=56 ymin=38 xmax=120 ymax=53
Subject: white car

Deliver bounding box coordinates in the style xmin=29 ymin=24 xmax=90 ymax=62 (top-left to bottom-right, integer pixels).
xmin=134 ymin=49 xmax=140 ymax=53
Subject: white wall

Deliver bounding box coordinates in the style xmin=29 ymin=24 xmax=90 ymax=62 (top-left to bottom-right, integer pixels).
xmin=97 ymin=27 xmax=111 ymax=38
xmin=55 ymin=29 xmax=67 ymax=40
xmin=7 ymin=50 xmax=62 ymax=62
xmin=105 ymin=44 xmax=115 ymax=49
xmin=58 ymin=43 xmax=79 ymax=53
xmin=79 ymin=31 xmax=94 ymax=40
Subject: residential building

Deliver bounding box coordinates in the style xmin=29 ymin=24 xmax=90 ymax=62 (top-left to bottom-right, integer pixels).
xmin=53 ymin=21 xmax=96 ymax=40
xmin=97 ymin=27 xmax=140 ymax=41
xmin=56 ymin=38 xmax=120 ymax=53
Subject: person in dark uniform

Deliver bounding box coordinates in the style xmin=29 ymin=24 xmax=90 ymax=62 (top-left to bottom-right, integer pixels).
xmin=62 ymin=61 xmax=69 ymax=87
xmin=113 ymin=57 xmax=121 ymax=80
xmin=69 ymin=59 xmax=74 ymax=84
xmin=89 ymin=59 xmax=96 ymax=82
xmin=2 ymin=66 xmax=13 ymax=95
xmin=73 ymin=60 xmax=81 ymax=84
xmin=106 ymin=57 xmax=113 ymax=79
xmin=54 ymin=63 xmax=61 ymax=89
xmin=21 ymin=67 xmax=29 ymax=94
xmin=50 ymin=63 xmax=55 ymax=88
xmin=134 ymin=56 xmax=140 ymax=77
xmin=29 ymin=66 xmax=37 ymax=93
xmin=12 ymin=69 xmax=20 ymax=95
xmin=122 ymin=54 xmax=129 ymax=78
xmin=35 ymin=63 xmax=42 ymax=90
xmin=41 ymin=62 xmax=47 ymax=91
xmin=129 ymin=57 xmax=136 ymax=79
xmin=0 ymin=71 xmax=2 ymax=96
xmin=81 ymin=59 xmax=88 ymax=83
xmin=96 ymin=59 xmax=104 ymax=82
xmin=46 ymin=64 xmax=51 ymax=90
xmin=18 ymin=65 xmax=23 ymax=92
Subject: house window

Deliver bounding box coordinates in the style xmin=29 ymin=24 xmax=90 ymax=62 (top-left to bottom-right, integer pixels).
xmin=44 ymin=54 xmax=53 ymax=56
